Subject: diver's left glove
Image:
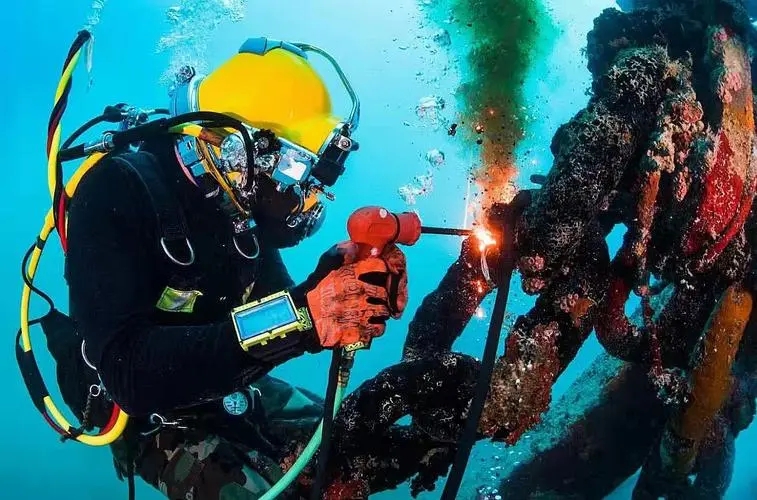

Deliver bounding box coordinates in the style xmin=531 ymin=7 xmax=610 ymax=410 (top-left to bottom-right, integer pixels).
xmin=294 ymin=241 xmax=408 ymax=317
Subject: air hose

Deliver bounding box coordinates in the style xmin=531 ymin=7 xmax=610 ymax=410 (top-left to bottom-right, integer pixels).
xmin=309 ymin=349 xmax=347 ymax=499
xmin=259 ymin=349 xmax=352 ymax=500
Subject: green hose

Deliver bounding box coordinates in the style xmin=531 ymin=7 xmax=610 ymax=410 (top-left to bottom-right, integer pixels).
xmin=258 ymin=382 xmax=345 ymax=499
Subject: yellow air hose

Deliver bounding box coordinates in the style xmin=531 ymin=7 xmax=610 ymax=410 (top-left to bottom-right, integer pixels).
xmin=47 ymin=40 xmax=87 ymax=201
xmin=26 ymin=36 xmax=352 ymax=500
xmin=20 ymin=152 xmax=130 ymax=446
xmin=17 ymin=29 xmax=130 ymax=446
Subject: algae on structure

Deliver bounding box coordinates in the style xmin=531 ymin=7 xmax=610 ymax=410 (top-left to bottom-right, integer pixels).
xmin=423 ymin=0 xmax=557 ymax=211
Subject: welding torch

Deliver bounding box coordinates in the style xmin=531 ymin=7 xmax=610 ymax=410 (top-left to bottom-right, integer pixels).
xmin=308 ymin=206 xmax=478 ymax=500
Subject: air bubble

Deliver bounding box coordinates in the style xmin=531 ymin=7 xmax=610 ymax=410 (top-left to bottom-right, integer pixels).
xmin=433 ymin=29 xmax=451 ymax=47
xmin=426 ymin=149 xmax=446 ymax=168
xmin=399 ymin=170 xmax=435 ymax=205
xmin=416 ymin=95 xmax=448 ymax=128
xmin=157 ymin=0 xmax=248 ymax=87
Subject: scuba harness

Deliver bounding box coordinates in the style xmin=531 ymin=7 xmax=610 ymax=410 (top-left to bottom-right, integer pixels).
xmin=17 ymin=29 xmax=355 ymax=500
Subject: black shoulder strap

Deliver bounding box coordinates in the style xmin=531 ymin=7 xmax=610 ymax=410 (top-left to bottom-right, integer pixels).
xmin=112 ymin=152 xmax=195 ymax=266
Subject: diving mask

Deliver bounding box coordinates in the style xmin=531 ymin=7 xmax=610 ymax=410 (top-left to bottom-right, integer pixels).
xmin=218 ymin=126 xmax=322 ymax=196
xmin=215 ymin=125 xmax=329 ymax=239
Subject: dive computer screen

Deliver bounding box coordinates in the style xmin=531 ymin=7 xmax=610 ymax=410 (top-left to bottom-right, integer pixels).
xmin=234 ymin=295 xmax=298 ymax=341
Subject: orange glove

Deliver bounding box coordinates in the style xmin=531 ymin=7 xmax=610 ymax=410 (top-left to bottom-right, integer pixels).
xmin=382 ymin=244 xmax=408 ymax=318
xmin=305 ymin=243 xmax=408 ymax=349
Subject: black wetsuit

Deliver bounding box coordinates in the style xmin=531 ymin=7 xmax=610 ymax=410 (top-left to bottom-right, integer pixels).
xmin=65 ymin=139 xmax=320 ymax=418
xmin=62 ymin=139 xmax=480 ymax=497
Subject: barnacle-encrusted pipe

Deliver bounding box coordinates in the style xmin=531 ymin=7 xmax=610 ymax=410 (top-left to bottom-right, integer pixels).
xmin=516 ymin=45 xmax=685 ymax=293
xmin=492 ymin=285 xmax=754 ymax=500
xmin=402 ymin=242 xmax=493 ymax=362
xmin=402 ymin=192 xmax=533 ymax=361
xmin=661 ymin=283 xmax=753 ymax=475
xmin=678 ymin=26 xmax=757 ymax=272
xmin=594 ymin=266 xmax=722 ymax=365
xmin=628 ymin=78 xmax=703 ymax=282
xmin=493 ymin=287 xmax=674 ymax=499
xmin=495 ymin=354 xmax=665 ymax=499
xmin=479 ymin=225 xmax=609 ymax=443
xmin=326 ymin=352 xmax=480 ymax=498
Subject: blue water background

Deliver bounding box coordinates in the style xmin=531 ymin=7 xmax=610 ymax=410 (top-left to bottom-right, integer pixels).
xmin=4 ymin=1 xmax=755 ymax=498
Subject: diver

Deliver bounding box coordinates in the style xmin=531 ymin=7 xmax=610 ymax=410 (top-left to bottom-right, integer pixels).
xmin=44 ymin=36 xmax=407 ymax=499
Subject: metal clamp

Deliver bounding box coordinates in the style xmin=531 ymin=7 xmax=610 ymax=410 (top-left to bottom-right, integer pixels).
xmin=83 ymin=132 xmax=116 ymax=155
xmin=140 ymin=413 xmax=189 ymax=437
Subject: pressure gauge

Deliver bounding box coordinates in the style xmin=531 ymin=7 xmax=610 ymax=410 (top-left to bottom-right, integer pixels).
xmin=222 ymin=391 xmax=250 ymax=416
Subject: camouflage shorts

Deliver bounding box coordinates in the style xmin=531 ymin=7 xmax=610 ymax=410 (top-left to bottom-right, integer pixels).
xmin=112 ymin=375 xmax=323 ymax=500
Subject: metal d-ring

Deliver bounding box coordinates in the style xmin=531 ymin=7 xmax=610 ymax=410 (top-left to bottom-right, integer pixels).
xmin=233 ymin=233 xmax=260 ymax=260
xmin=160 ymin=237 xmax=196 ymax=266
xmin=81 ymin=340 xmax=97 ymax=370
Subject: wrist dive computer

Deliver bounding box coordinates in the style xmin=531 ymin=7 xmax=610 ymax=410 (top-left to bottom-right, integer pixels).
xmin=230 ymin=290 xmax=313 ymax=350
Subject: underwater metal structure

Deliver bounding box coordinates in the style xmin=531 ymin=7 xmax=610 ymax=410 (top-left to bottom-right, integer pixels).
xmin=491 ymin=1 xmax=757 ymax=498
xmin=287 ymin=1 xmax=757 ymax=499
xmin=490 ymin=1 xmax=757 ymax=499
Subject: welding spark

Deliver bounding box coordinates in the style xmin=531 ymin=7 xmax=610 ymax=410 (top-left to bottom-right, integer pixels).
xmin=474 ymin=227 xmax=497 ymax=252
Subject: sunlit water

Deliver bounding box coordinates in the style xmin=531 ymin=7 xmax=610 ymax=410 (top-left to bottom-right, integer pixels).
xmin=4 ymin=1 xmax=755 ymax=498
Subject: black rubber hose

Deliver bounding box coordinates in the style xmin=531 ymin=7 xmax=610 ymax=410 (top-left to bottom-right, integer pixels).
xmin=62 ymin=115 xmax=107 ymax=150
xmin=439 ymin=200 xmax=521 ymax=500
xmin=310 ymin=349 xmax=343 ymax=500
xmin=440 ymin=267 xmax=515 ymax=499
xmin=58 ymin=111 xmax=254 ymax=168
xmin=21 ymin=243 xmax=55 ymax=319
xmin=61 ymin=106 xmax=170 ymax=150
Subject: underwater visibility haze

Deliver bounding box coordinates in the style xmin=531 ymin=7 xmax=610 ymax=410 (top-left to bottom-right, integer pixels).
xmin=4 ymin=0 xmax=757 ymax=499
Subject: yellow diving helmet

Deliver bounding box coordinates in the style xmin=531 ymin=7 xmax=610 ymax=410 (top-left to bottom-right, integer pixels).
xmin=169 ymin=37 xmax=360 ymax=241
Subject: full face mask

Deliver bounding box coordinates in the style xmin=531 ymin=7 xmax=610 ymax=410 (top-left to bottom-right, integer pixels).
xmin=169 ymin=37 xmax=360 ymax=250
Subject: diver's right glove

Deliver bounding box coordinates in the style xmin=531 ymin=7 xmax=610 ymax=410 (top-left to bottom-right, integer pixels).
xmin=300 ymin=244 xmax=406 ymax=349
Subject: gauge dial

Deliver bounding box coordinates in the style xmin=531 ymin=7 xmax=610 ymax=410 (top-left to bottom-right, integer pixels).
xmin=222 ymin=391 xmax=249 ymax=416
